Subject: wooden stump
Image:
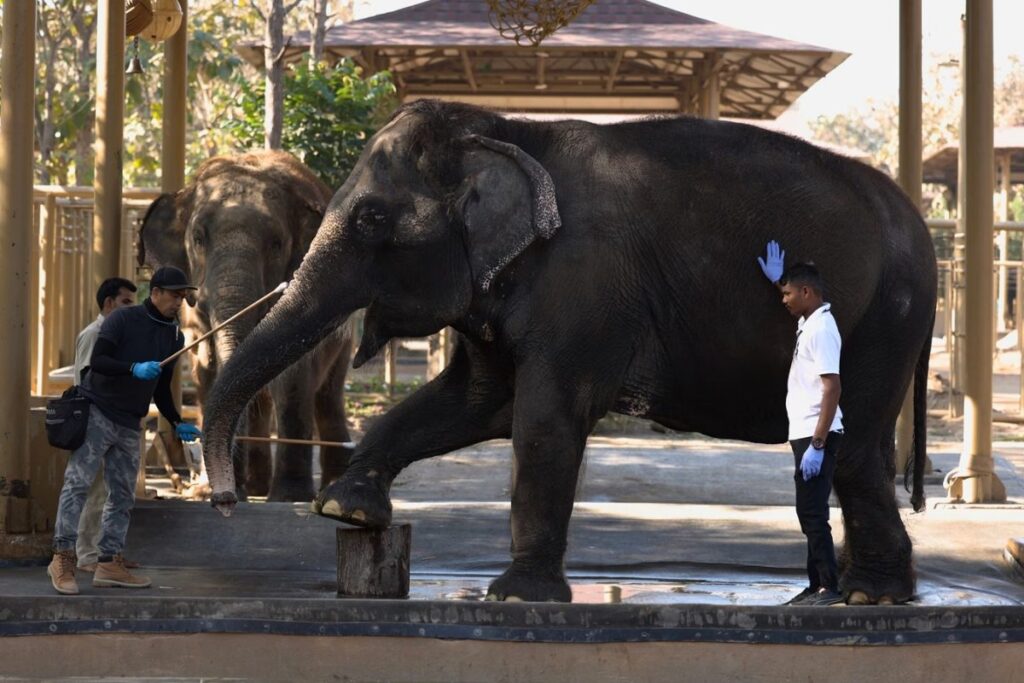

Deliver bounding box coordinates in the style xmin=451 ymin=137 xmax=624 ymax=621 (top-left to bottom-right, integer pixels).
xmin=336 ymin=524 xmax=411 ymax=598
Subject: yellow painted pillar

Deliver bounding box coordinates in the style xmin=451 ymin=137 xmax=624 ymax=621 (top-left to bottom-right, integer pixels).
xmin=93 ymin=0 xmax=126 ymax=291
xmin=950 ymin=16 xmax=969 ymax=419
xmin=159 ymin=1 xmax=189 ymax=467
xmin=0 ymin=0 xmax=36 ymax=533
xmin=951 ymin=0 xmax=1005 ymax=503
xmin=895 ymin=0 xmax=922 ymax=474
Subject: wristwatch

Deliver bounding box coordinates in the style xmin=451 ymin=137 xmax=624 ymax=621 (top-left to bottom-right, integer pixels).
xmin=811 ymin=437 xmax=826 ymax=450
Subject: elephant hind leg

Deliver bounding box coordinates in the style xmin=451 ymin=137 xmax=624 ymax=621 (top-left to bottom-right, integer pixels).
xmin=316 ymin=352 xmax=353 ymax=491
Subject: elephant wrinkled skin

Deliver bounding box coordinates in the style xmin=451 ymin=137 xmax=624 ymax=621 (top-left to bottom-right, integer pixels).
xmin=139 ymin=150 xmax=353 ymax=501
xmin=202 ymin=102 xmax=937 ymax=603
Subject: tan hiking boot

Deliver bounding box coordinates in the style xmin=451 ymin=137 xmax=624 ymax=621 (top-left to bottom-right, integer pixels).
xmin=47 ymin=550 xmax=79 ymax=595
xmin=93 ymin=554 xmax=151 ymax=589
xmin=80 ymin=557 xmax=137 ymax=573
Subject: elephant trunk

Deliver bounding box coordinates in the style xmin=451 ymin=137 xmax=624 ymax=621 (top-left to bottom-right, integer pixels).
xmin=206 ymin=260 xmax=266 ymax=371
xmin=201 ymin=223 xmax=367 ymax=515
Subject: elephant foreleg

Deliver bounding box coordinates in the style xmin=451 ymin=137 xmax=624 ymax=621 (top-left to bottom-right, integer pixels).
xmin=315 ymin=337 xmax=513 ymax=527
xmin=315 ymin=345 xmax=353 ymax=491
xmin=484 ymin=365 xmax=590 ymax=603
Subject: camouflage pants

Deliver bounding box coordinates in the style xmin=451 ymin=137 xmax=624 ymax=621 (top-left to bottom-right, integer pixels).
xmin=52 ymin=405 xmax=140 ymax=557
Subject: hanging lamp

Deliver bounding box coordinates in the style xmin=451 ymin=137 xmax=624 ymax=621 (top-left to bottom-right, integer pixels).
xmin=126 ymin=0 xmax=154 ymax=37
xmin=140 ymin=0 xmax=183 ymax=43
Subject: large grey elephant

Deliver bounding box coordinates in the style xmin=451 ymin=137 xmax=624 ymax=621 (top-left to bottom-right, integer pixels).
xmin=139 ymin=150 xmax=353 ymax=501
xmin=202 ymin=101 xmax=936 ymax=604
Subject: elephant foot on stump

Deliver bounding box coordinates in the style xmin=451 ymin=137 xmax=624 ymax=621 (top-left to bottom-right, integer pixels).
xmin=313 ymin=471 xmax=392 ymax=529
xmin=485 ymin=567 xmax=573 ymax=603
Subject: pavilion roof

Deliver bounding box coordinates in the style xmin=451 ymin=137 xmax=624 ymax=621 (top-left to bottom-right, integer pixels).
xmin=237 ymin=0 xmax=848 ymax=118
xmin=923 ymin=127 xmax=1024 ymax=186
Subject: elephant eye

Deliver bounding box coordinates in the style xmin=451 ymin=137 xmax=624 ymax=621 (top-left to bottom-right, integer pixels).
xmin=192 ymin=231 xmax=204 ymax=249
xmin=270 ymin=238 xmax=283 ymax=251
xmin=355 ymin=204 xmax=391 ymax=240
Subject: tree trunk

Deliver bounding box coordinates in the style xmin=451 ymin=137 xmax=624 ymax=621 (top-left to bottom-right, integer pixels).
xmin=309 ymin=0 xmax=329 ymax=65
xmin=264 ymin=0 xmax=287 ymax=149
xmin=72 ymin=4 xmax=96 ymax=186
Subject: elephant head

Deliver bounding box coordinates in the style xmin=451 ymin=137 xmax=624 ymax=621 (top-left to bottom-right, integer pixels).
xmin=202 ymin=100 xmax=561 ymax=513
xmin=138 ymin=150 xmax=331 ymax=378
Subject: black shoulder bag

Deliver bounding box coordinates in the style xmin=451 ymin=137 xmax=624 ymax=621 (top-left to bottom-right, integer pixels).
xmin=45 ymin=386 xmax=91 ymax=451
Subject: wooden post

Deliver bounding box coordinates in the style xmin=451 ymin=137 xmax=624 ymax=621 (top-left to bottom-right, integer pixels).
xmin=159 ymin=1 xmax=190 ymax=470
xmin=336 ymin=524 xmax=411 ymax=599
xmin=0 ymin=0 xmax=36 ymax=533
xmin=93 ymin=0 xmax=126 ymax=293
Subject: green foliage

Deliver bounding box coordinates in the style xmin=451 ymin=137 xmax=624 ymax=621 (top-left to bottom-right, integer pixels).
xmin=231 ymin=59 xmax=397 ymax=189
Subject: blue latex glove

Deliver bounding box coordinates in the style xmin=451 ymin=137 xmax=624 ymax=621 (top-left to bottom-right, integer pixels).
xmin=131 ymin=361 xmax=161 ymax=381
xmin=175 ymin=423 xmax=202 ymax=443
xmin=800 ymin=444 xmax=824 ymax=481
xmin=757 ymin=240 xmax=786 ymax=283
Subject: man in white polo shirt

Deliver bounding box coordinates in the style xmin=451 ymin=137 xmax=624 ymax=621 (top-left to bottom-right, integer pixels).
xmin=758 ymin=240 xmax=844 ymax=606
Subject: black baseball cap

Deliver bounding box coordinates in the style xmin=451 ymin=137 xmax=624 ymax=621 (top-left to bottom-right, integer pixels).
xmin=150 ymin=266 xmax=198 ymax=291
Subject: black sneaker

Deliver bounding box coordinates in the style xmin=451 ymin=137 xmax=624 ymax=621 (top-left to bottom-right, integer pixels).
xmin=800 ymin=589 xmax=845 ymax=606
xmin=783 ymin=587 xmax=817 ymax=605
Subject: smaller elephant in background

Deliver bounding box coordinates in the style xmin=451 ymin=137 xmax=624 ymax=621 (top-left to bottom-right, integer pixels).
xmin=139 ymin=150 xmax=353 ymax=501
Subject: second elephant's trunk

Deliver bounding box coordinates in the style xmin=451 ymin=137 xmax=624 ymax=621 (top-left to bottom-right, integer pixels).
xmin=201 ymin=239 xmax=365 ymax=513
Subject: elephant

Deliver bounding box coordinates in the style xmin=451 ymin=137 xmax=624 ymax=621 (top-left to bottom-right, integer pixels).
xmin=201 ymin=101 xmax=937 ymax=604
xmin=138 ymin=150 xmax=353 ymax=501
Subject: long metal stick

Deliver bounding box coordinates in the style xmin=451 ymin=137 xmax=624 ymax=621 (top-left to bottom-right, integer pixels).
xmin=159 ymin=281 xmax=288 ymax=367
xmin=235 ymin=435 xmax=357 ymax=449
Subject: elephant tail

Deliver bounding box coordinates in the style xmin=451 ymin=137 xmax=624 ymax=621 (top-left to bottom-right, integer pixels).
xmin=905 ymin=315 xmax=933 ymax=512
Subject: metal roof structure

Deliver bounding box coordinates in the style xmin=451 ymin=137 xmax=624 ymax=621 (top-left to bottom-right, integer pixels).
xmin=237 ymin=0 xmax=849 ymax=118
xmin=923 ymin=126 xmax=1024 ymax=186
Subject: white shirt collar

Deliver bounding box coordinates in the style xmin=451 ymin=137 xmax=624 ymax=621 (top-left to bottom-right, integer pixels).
xmin=797 ymin=302 xmax=830 ymax=332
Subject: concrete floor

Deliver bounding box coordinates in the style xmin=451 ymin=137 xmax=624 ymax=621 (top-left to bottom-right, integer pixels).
xmin=4 ymin=435 xmax=1024 ymax=605
xmin=5 ymin=434 xmax=1024 ymax=681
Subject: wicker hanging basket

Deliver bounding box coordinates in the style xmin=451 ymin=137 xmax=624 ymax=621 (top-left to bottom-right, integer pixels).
xmin=126 ymin=0 xmax=154 ymax=37
xmin=486 ymin=0 xmax=595 ymax=46
xmin=140 ymin=0 xmax=183 ymax=43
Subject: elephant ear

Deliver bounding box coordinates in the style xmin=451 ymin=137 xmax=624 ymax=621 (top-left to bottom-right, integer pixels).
xmin=138 ymin=191 xmax=197 ymax=305
xmin=289 ymin=180 xmax=330 ymax=274
xmin=138 ymin=192 xmax=189 ymax=272
xmin=457 ymin=134 xmax=561 ymax=292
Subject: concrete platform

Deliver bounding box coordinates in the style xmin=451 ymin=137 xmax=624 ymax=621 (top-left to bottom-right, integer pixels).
xmin=4 ymin=436 xmax=1024 ymax=681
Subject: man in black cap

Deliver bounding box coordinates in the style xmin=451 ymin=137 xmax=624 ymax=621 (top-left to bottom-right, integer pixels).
xmin=48 ymin=267 xmax=202 ymax=595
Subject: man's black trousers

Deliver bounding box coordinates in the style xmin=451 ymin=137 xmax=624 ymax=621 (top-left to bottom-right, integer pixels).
xmin=789 ymin=432 xmax=842 ymax=592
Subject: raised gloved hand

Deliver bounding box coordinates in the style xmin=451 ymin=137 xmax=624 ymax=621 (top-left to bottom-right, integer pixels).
xmin=757 ymin=240 xmax=786 ymax=283
xmin=130 ymin=361 xmax=161 ymax=381
xmin=175 ymin=422 xmax=202 ymax=443
xmin=800 ymin=443 xmax=824 ymax=481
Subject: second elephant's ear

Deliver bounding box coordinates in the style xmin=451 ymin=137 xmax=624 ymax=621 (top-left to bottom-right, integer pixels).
xmin=456 ymin=135 xmax=561 ymax=292
xmin=139 ymin=191 xmax=196 ymax=304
